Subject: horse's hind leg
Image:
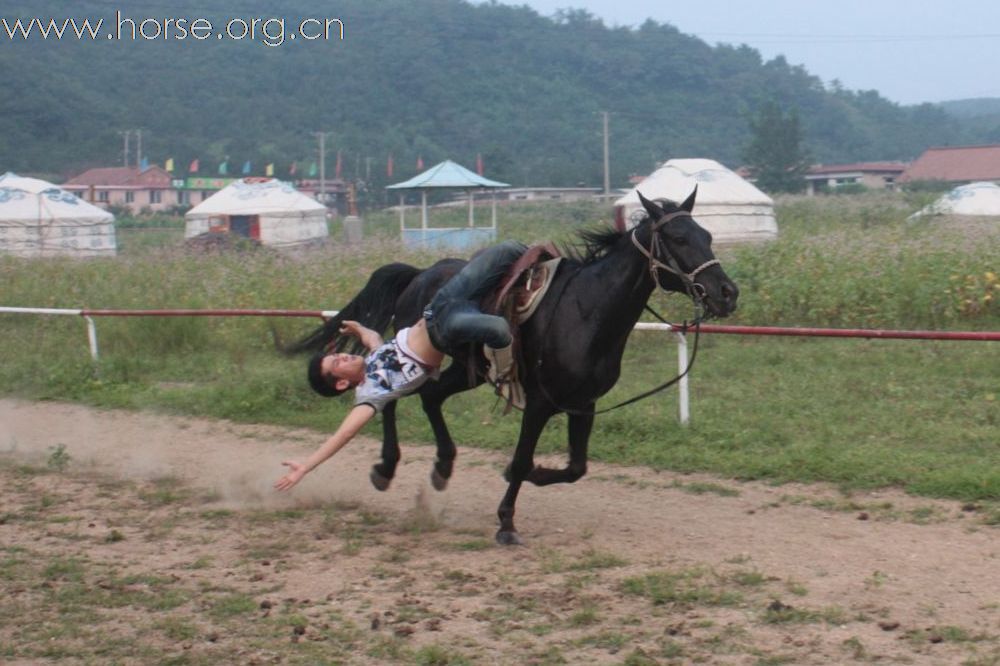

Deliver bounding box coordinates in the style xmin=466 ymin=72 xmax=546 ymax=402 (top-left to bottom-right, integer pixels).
xmin=526 ymin=407 xmax=593 ymax=486
xmin=370 ymin=400 xmax=401 ymax=491
xmin=419 ymin=363 xmax=480 ymax=491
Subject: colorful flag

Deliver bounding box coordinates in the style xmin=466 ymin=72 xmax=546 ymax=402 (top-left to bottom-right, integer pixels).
xmin=416 ymin=156 xmax=424 ymax=170
xmin=242 ymin=161 xmax=251 ymax=175
xmin=265 ymin=163 xmax=274 ymax=177
xmin=219 ymin=160 xmax=228 ymax=175
xmin=289 ymin=161 xmax=297 ymax=176
xmin=476 ymin=153 xmax=483 ymax=176
xmin=189 ymin=158 xmax=200 ymax=173
xmin=164 ymin=158 xmax=174 ymax=172
xmin=308 ymin=162 xmax=317 ymax=177
xmin=386 ymin=154 xmax=394 ymax=178
xmin=335 ymin=151 xmax=342 ymax=179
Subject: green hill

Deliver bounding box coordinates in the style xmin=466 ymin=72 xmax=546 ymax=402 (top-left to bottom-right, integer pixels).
xmin=0 ymin=0 xmax=989 ymax=189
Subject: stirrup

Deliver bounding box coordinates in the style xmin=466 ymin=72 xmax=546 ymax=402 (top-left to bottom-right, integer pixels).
xmin=493 ymin=376 xmax=526 ymax=411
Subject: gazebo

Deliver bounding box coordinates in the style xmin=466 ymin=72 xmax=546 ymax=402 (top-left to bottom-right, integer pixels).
xmin=386 ymin=160 xmax=509 ymax=249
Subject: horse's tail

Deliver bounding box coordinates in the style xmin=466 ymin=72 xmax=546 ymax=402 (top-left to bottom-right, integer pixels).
xmin=281 ymin=262 xmax=423 ymax=355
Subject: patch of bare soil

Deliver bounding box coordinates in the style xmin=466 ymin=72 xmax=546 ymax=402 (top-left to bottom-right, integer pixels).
xmin=1 ymin=398 xmax=998 ymax=665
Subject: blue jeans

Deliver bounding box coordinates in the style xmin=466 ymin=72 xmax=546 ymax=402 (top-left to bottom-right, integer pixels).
xmin=425 ymin=240 xmax=526 ymax=353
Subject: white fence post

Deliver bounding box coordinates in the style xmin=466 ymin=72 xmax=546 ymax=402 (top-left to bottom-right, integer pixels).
xmin=675 ymin=332 xmax=690 ymax=425
xmin=84 ymin=316 xmax=99 ymax=361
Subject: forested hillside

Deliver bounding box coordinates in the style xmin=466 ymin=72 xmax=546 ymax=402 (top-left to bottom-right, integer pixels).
xmin=2 ymin=0 xmax=993 ymax=188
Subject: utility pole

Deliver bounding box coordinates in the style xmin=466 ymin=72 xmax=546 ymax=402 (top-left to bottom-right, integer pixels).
xmin=602 ymin=111 xmax=611 ymax=199
xmin=135 ymin=129 xmax=143 ymax=170
xmin=314 ymin=131 xmax=328 ymax=203
xmin=120 ymin=130 xmax=131 ymax=167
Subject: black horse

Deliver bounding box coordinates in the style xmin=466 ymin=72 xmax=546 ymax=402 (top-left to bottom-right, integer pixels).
xmin=290 ymin=190 xmax=738 ymax=544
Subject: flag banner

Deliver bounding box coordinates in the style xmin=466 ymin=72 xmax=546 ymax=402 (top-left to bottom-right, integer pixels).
xmin=219 ymin=161 xmax=228 ymax=175
xmin=242 ymin=161 xmax=251 ymax=175
xmin=165 ymin=158 xmax=175 ymax=172
xmin=140 ymin=157 xmax=149 ymax=171
xmin=335 ymin=151 xmax=342 ymax=179
xmin=476 ymin=153 xmax=483 ymax=175
xmin=417 ymin=156 xmax=424 ymax=170
xmin=265 ymin=163 xmax=274 ymax=177
xmin=387 ymin=154 xmax=394 ymax=178
xmin=189 ymin=158 xmax=200 ymax=173
xmin=289 ymin=161 xmax=297 ymax=176
xmin=308 ymin=162 xmax=317 ymax=177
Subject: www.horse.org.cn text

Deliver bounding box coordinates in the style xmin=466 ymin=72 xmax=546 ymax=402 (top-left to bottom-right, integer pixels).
xmin=1 ymin=12 xmax=345 ymax=47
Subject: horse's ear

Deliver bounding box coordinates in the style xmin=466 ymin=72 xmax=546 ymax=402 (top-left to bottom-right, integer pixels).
xmin=680 ymin=185 xmax=697 ymax=212
xmin=637 ymin=190 xmax=663 ymax=220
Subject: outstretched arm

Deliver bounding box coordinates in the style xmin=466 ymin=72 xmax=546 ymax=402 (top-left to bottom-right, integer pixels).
xmin=340 ymin=320 xmax=384 ymax=352
xmin=274 ymin=404 xmax=376 ymax=491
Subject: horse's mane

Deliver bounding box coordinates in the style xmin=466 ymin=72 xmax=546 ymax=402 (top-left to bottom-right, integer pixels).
xmin=563 ymin=226 xmax=624 ymax=264
xmin=563 ymin=197 xmax=682 ymax=264
xmin=562 ymin=214 xmax=651 ymax=264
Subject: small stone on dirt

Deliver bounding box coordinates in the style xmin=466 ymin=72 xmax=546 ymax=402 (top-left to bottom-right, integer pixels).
xmin=878 ymin=621 xmax=900 ymax=631
xmin=857 ymin=512 xmax=869 ymax=520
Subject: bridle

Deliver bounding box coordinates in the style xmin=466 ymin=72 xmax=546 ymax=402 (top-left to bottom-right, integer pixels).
xmin=630 ymin=210 xmax=720 ymax=309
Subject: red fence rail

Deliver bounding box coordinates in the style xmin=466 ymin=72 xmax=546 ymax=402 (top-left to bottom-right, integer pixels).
xmin=4 ymin=305 xmax=998 ymax=422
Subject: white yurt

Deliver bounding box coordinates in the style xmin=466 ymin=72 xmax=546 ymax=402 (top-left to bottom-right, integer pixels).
xmin=912 ymin=181 xmax=1000 ymax=217
xmin=0 ymin=172 xmax=117 ymax=257
xmin=185 ymin=178 xmax=328 ymax=248
xmin=615 ymin=159 xmax=778 ymax=244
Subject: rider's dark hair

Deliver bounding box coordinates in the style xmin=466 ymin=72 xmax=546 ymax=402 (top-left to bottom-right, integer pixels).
xmin=308 ymin=352 xmax=349 ymax=398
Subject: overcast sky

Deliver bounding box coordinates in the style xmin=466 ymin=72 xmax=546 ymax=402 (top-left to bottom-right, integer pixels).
xmin=502 ymin=0 xmax=1000 ymax=105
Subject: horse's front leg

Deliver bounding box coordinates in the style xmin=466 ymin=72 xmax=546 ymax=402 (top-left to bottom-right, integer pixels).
xmin=497 ymin=399 xmax=556 ymax=545
xmin=370 ymin=400 xmax=400 ymax=491
xmin=418 ymin=363 xmax=480 ymax=490
xmin=526 ymin=406 xmax=593 ymax=486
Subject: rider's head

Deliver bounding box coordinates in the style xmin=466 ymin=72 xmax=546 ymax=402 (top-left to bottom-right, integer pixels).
xmin=307 ymin=351 xmax=365 ymax=397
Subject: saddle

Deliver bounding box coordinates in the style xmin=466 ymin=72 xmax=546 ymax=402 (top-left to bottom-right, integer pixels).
xmin=483 ymin=242 xmax=563 ymax=411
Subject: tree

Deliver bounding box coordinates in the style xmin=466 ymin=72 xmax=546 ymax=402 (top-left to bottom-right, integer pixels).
xmin=743 ymin=101 xmax=811 ymax=194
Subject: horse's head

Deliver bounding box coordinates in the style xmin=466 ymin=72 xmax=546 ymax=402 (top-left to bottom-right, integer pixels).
xmin=635 ymin=188 xmax=739 ymax=318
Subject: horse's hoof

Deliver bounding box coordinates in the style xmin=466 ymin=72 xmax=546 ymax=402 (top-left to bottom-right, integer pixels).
xmin=369 ymin=467 xmax=391 ymax=492
xmin=430 ymin=468 xmax=449 ymax=491
xmin=495 ymin=529 xmax=523 ymax=546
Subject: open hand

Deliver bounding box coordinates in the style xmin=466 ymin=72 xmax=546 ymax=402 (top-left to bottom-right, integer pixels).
xmin=274 ymin=460 xmax=307 ymax=492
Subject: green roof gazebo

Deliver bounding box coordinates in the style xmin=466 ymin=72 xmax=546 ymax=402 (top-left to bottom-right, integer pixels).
xmin=386 ymin=160 xmax=509 ymax=249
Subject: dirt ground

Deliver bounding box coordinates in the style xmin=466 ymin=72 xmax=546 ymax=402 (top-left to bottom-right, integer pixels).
xmin=1 ymin=398 xmax=998 ymax=665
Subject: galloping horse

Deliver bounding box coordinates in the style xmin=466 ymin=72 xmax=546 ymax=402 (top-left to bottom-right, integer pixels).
xmin=291 ymin=190 xmax=739 ymax=544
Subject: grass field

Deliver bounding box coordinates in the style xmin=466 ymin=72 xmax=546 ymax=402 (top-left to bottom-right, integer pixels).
xmin=1 ymin=193 xmax=997 ymax=501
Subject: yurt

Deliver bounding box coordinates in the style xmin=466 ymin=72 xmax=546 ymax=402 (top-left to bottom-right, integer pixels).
xmin=912 ymin=181 xmax=1000 ymax=217
xmin=0 ymin=172 xmax=117 ymax=257
xmin=615 ymin=159 xmax=778 ymax=244
xmin=185 ymin=178 xmax=328 ymax=248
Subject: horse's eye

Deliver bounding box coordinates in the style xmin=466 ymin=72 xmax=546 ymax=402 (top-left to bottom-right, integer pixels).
xmin=668 ymin=235 xmax=688 ymax=246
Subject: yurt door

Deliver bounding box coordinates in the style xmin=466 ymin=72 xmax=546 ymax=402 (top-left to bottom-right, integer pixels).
xmin=229 ymin=215 xmax=260 ymax=239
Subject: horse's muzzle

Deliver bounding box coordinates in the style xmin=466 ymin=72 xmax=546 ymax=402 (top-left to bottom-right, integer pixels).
xmin=704 ymin=279 xmax=739 ymax=317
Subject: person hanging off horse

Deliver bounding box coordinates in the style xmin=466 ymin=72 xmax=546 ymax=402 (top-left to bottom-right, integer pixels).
xmin=274 ymin=240 xmax=529 ymax=492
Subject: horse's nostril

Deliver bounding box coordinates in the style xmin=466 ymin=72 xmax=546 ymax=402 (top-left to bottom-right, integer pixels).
xmin=721 ymin=282 xmax=739 ymax=303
